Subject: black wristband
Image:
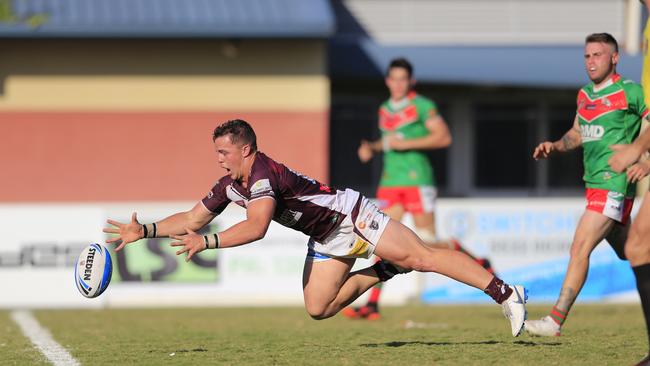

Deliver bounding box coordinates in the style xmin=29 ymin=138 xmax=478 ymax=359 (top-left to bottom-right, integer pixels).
xmin=152 ymin=222 xmax=157 ymax=238
xmin=142 ymin=224 xmax=148 ymax=238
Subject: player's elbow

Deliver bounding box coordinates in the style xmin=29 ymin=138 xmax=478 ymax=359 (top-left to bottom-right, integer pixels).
xmin=252 ymin=229 xmax=266 ymax=241
xmin=440 ymin=134 xmax=452 ymax=148
xmin=250 ymin=223 xmax=269 ymax=241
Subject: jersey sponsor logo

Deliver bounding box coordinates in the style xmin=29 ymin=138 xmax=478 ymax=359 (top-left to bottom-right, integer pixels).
xmin=379 ymin=104 xmax=418 ymax=131
xmin=347 ymin=237 xmax=370 ymax=257
xmin=277 ymin=209 xmax=302 ymax=227
xmin=250 ymin=179 xmax=272 ymax=195
xmin=580 ymin=124 xmax=605 ymax=142
xmin=577 ymin=89 xmax=627 ymax=123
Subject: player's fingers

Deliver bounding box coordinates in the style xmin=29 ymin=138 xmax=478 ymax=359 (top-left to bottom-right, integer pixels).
xmin=185 ymin=227 xmax=196 ymax=235
xmin=107 ymin=219 xmax=122 ymax=227
xmin=106 ymin=236 xmax=122 ymax=244
xmin=169 ymin=241 xmax=185 ymax=247
xmin=186 ymin=247 xmax=198 ymax=262
xmin=170 ymin=234 xmax=186 ymax=240
xmin=102 ymin=227 xmax=119 ymax=234
xmin=610 ymin=144 xmax=623 ymax=151
xmin=176 ymin=246 xmax=189 ymax=256
xmin=115 ymin=241 xmax=127 ymax=251
xmin=131 ymin=212 xmax=138 ymax=223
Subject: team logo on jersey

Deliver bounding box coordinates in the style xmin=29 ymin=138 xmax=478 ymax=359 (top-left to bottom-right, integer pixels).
xmin=379 ymin=105 xmax=418 ymax=131
xmin=603 ymin=172 xmax=612 ymax=181
xmin=580 ymin=124 xmax=605 ymax=142
xmin=250 ymin=179 xmax=272 ymax=195
xmin=577 ymin=89 xmax=627 ymax=123
xmin=601 ymin=97 xmax=612 ymax=107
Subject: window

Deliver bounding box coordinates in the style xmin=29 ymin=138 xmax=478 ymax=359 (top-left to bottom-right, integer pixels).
xmin=474 ymin=105 xmax=536 ymax=188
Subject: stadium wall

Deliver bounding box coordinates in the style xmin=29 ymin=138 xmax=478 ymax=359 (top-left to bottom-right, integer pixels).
xmin=0 ymin=39 xmax=330 ymax=202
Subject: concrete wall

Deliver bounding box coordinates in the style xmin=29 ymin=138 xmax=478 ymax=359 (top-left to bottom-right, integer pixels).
xmin=0 ymin=39 xmax=330 ymax=202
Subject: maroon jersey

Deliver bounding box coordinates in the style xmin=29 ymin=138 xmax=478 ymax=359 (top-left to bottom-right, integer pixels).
xmin=201 ymin=152 xmax=359 ymax=242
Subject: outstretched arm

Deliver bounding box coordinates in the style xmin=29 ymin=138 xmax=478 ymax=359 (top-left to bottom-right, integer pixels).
xmin=533 ymin=115 xmax=582 ymax=160
xmin=103 ymin=201 xmax=216 ymax=251
xmin=171 ymin=197 xmax=276 ymax=261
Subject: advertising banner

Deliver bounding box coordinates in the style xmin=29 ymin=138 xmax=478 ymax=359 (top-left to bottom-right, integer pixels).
xmin=0 ymin=198 xmax=639 ymax=308
xmin=420 ymin=198 xmax=638 ymax=304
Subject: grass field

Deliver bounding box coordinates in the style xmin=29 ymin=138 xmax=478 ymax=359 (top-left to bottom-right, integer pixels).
xmin=1 ymin=304 xmax=647 ymax=365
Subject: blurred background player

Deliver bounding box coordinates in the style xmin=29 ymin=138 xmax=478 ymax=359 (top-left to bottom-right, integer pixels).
xmin=527 ymin=33 xmax=650 ymax=337
xmin=343 ymin=58 xmax=494 ymax=320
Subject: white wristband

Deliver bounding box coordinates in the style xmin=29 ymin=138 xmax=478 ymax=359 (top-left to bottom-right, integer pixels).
xmin=382 ymin=137 xmax=391 ymax=152
xmin=203 ymin=233 xmax=220 ymax=249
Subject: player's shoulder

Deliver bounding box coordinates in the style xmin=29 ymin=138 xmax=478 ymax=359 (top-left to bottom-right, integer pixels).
xmin=210 ymin=174 xmax=234 ymax=193
xmin=410 ymin=92 xmax=436 ymax=109
xmin=619 ymin=77 xmax=643 ymax=94
xmin=250 ymin=152 xmax=284 ymax=179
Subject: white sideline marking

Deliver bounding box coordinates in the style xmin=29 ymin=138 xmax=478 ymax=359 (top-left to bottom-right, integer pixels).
xmin=10 ymin=310 xmax=81 ymax=366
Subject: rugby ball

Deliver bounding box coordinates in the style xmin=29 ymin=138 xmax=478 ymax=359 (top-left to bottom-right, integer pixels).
xmin=75 ymin=243 xmax=113 ymax=298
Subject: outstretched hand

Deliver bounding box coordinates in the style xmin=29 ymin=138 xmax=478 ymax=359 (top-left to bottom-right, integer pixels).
xmin=170 ymin=228 xmax=206 ymax=262
xmin=358 ymin=140 xmax=373 ymax=163
xmin=609 ymin=144 xmax=644 ymax=173
xmin=533 ymin=141 xmax=554 ymax=160
xmin=103 ymin=212 xmax=144 ymax=251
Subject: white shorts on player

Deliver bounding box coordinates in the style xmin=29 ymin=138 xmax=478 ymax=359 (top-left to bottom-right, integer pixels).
xmin=306 ymin=196 xmax=390 ymax=262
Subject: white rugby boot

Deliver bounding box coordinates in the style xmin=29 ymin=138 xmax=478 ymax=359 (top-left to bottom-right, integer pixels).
xmin=524 ymin=315 xmax=561 ymax=337
xmin=501 ymin=285 xmax=528 ymax=337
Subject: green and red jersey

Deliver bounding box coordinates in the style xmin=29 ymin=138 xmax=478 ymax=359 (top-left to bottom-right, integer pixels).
xmin=577 ymin=74 xmax=647 ymax=196
xmin=378 ymin=91 xmax=437 ymax=187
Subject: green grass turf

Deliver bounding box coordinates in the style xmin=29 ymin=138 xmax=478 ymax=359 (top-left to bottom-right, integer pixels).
xmin=0 ymin=311 xmax=49 ymax=365
xmin=1 ymin=304 xmax=646 ymax=365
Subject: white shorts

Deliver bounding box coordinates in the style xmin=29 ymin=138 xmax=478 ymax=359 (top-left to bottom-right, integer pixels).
xmin=306 ymin=196 xmax=390 ymax=262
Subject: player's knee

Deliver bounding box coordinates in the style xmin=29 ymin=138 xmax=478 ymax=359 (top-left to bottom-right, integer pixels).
xmin=304 ymin=300 xmax=331 ymax=320
xmin=569 ymin=239 xmax=593 ymax=259
xmin=401 ymin=255 xmax=430 ymax=273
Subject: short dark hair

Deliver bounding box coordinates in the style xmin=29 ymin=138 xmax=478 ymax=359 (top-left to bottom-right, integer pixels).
xmin=585 ymin=33 xmax=619 ymax=53
xmin=386 ymin=57 xmax=413 ymax=78
xmin=212 ymin=119 xmax=258 ymax=151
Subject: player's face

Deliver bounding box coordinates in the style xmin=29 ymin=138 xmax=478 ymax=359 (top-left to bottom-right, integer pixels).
xmin=385 ymin=67 xmax=413 ymax=100
xmin=214 ymin=135 xmax=247 ymax=181
xmin=584 ymin=42 xmax=618 ymax=85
